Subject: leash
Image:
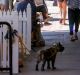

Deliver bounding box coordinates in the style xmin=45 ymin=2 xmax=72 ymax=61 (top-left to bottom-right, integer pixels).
xmin=13 ymin=30 xmax=30 ymax=55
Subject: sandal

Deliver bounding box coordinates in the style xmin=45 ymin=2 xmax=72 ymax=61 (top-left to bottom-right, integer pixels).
xmin=61 ymin=22 xmax=68 ymax=25
xmin=59 ymin=19 xmax=63 ymax=23
xmin=44 ymin=22 xmax=52 ymax=25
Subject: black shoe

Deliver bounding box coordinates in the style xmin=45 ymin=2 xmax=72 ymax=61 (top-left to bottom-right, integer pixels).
xmin=75 ymin=35 xmax=78 ymax=40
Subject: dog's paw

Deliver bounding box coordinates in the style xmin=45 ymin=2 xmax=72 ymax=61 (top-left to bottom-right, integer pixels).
xmin=41 ymin=68 xmax=45 ymax=71
xmin=35 ymin=68 xmax=39 ymax=71
xmin=52 ymin=67 xmax=56 ymax=70
xmin=47 ymin=67 xmax=51 ymax=69
xmin=19 ymin=69 xmax=21 ymax=73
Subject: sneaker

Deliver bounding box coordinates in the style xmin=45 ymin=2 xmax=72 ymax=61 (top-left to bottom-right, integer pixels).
xmin=70 ymin=35 xmax=75 ymax=42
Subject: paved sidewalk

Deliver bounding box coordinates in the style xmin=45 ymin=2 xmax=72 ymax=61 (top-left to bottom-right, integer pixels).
xmin=0 ymin=1 xmax=80 ymax=75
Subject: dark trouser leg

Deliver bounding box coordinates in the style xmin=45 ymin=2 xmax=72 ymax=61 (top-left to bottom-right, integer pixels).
xmin=74 ymin=9 xmax=80 ymax=34
xmin=68 ymin=8 xmax=75 ymax=35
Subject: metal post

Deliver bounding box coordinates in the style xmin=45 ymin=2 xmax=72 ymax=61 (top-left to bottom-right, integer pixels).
xmin=0 ymin=22 xmax=13 ymax=75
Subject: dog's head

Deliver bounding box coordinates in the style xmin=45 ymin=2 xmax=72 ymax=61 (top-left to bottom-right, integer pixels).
xmin=52 ymin=42 xmax=64 ymax=52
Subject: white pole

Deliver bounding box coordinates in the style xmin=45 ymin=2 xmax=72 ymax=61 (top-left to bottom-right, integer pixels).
xmin=26 ymin=3 xmax=31 ymax=51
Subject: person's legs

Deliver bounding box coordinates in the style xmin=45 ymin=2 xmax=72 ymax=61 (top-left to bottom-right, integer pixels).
xmin=36 ymin=5 xmax=51 ymax=25
xmin=58 ymin=0 xmax=67 ymax=25
xmin=62 ymin=0 xmax=67 ymax=24
xmin=74 ymin=9 xmax=80 ymax=40
xmin=58 ymin=1 xmax=63 ymax=23
xmin=40 ymin=5 xmax=51 ymax=25
xmin=68 ymin=8 xmax=75 ymax=41
xmin=43 ymin=0 xmax=48 ymax=13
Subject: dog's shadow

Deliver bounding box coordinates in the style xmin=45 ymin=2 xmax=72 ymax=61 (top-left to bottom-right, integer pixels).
xmin=51 ymin=68 xmax=79 ymax=72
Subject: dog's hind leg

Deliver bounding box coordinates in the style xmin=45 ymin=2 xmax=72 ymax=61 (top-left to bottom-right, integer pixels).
xmin=35 ymin=53 xmax=43 ymax=71
xmin=41 ymin=60 xmax=46 ymax=71
xmin=35 ymin=60 xmax=40 ymax=71
xmin=47 ymin=60 xmax=51 ymax=69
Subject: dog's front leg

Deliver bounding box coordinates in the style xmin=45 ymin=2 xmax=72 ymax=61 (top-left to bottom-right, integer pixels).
xmin=51 ymin=54 xmax=57 ymax=70
xmin=35 ymin=61 xmax=40 ymax=71
xmin=41 ymin=60 xmax=46 ymax=71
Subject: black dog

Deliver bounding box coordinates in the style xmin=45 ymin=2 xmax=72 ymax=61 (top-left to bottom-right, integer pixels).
xmin=35 ymin=42 xmax=64 ymax=71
